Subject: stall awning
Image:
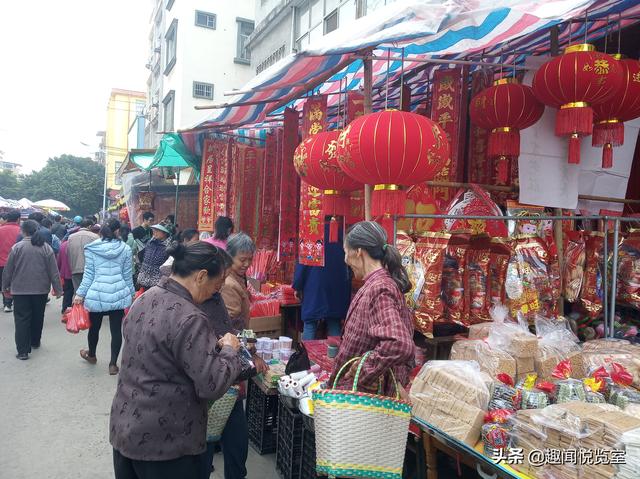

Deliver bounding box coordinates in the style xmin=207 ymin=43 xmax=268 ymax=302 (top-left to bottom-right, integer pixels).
xmin=150 ymin=133 xmax=198 ymax=171
xmin=129 ymin=149 xmax=156 ymax=170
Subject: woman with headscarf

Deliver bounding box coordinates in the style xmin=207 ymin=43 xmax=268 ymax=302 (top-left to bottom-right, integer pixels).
xmin=110 ymin=241 xmax=242 ymax=479
xmin=2 ymin=220 xmax=62 ymax=360
xmin=330 ymin=221 xmax=415 ymax=396
xmin=75 ymin=218 xmax=134 ymax=375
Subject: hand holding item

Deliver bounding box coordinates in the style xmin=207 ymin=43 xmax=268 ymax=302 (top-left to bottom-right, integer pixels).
xmin=253 ymin=355 xmax=269 ymax=374
xmin=73 ymin=295 xmax=84 ymax=305
xmin=218 ymin=333 xmax=240 ymax=352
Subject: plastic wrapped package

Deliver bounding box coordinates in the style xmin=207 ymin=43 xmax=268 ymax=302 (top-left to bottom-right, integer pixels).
xmin=486 ymin=305 xmax=538 ymax=358
xmin=410 ymin=360 xmax=490 ymax=445
xmin=583 ymin=378 xmax=606 ymax=404
xmin=534 ymin=316 xmax=584 ymax=381
xmin=449 ymin=339 xmax=516 ymax=379
xmin=397 ymin=231 xmax=419 ymax=310
xmin=467 ymin=234 xmax=492 ymax=324
xmin=489 ymin=238 xmax=512 ymax=306
xmin=582 ymin=338 xmax=640 ymax=389
xmin=413 ymin=233 xmax=450 ymax=338
xmin=552 ymin=360 xmax=587 ymax=403
xmin=489 ymin=374 xmax=521 ymax=411
xmin=617 ymin=427 xmax=640 ymax=479
xmin=468 ymin=322 xmax=492 ymax=340
xmin=441 ymin=232 xmax=470 ymax=325
xmin=617 ymin=229 xmax=640 ymax=309
xmin=580 ymin=232 xmax=605 ymax=319
xmin=482 ymin=423 xmax=510 ymax=458
xmin=563 ymin=231 xmax=586 ymax=303
xmin=507 ymin=409 xmax=548 ymax=477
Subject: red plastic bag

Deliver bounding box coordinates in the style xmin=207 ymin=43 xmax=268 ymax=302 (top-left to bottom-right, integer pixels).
xmin=552 ymin=359 xmax=572 ymax=380
xmin=61 ymin=307 xmax=71 ymax=324
xmin=610 ymin=362 xmax=634 ymax=387
xmin=68 ymin=304 xmax=90 ymax=332
xmin=66 ymin=308 xmax=79 ymax=334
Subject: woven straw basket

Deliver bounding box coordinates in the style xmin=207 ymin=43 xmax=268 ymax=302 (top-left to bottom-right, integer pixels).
xmin=207 ymin=386 xmax=239 ymax=442
xmin=313 ymin=352 xmax=412 ymax=479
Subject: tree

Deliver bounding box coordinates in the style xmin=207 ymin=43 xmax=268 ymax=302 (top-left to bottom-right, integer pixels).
xmin=0 ymin=170 xmax=21 ymax=199
xmin=21 ymin=155 xmax=105 ymax=217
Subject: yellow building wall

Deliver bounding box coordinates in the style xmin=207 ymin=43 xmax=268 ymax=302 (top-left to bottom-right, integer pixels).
xmin=105 ymin=90 xmax=146 ymax=190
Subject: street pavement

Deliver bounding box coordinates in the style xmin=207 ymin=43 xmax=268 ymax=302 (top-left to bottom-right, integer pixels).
xmin=0 ymin=297 xmax=277 ymax=479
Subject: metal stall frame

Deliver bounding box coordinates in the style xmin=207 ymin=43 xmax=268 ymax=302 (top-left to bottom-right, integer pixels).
xmin=392 ymin=214 xmax=640 ymax=339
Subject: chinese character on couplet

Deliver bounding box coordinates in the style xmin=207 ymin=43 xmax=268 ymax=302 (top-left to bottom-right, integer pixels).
xmin=308 ymin=217 xmax=320 ymax=234
xmin=438 ymin=75 xmax=455 ymax=92
xmin=438 ymin=112 xmax=453 ymax=129
xmin=437 ymin=93 xmax=454 ymax=111
xmin=309 ymin=122 xmax=323 ymax=135
xmin=307 ymin=198 xmax=321 ymax=210
xmin=309 ymin=103 xmax=323 ymax=122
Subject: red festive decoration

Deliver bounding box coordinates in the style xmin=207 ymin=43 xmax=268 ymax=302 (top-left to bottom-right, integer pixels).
xmin=469 ymin=78 xmax=544 ymax=183
xmin=294 ymin=130 xmax=362 ymax=242
xmin=336 ymin=110 xmax=449 ymax=219
xmin=592 ymin=57 xmax=640 ymax=168
xmin=532 ymin=44 xmax=624 ymax=164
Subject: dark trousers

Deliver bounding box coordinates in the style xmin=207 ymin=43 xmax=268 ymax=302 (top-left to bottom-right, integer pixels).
xmin=88 ymin=310 xmax=124 ymax=365
xmin=113 ymin=448 xmax=203 ymax=479
xmin=0 ymin=267 xmax=12 ymax=308
xmin=203 ymin=400 xmax=248 ymax=479
xmin=13 ymin=294 xmax=48 ymax=354
xmin=61 ymin=278 xmax=74 ymax=312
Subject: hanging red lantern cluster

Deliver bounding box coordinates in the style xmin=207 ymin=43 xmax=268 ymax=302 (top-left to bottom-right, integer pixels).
xmin=469 ymin=78 xmax=544 ymax=183
xmin=293 ymin=130 xmax=362 ymax=241
xmin=592 ymin=57 xmax=640 ymax=168
xmin=532 ymin=43 xmax=624 ymax=165
xmin=336 ymin=110 xmax=449 ymax=218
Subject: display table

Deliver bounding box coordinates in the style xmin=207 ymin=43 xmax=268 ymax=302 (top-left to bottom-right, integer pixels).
xmin=412 ymin=417 xmax=534 ymax=479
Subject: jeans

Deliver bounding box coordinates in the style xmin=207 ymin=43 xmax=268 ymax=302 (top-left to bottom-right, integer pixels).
xmin=302 ymin=317 xmax=342 ymax=340
xmin=202 ymin=400 xmax=248 ymax=479
xmin=13 ymin=294 xmax=48 ymax=354
xmin=113 ymin=448 xmax=203 ymax=479
xmin=88 ymin=310 xmax=124 ymax=365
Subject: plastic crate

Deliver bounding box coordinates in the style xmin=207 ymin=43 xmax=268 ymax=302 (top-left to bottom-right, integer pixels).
xmin=246 ymin=378 xmax=279 ymax=454
xmin=299 ymin=416 xmax=318 ymax=479
xmin=276 ymin=397 xmax=304 ymax=479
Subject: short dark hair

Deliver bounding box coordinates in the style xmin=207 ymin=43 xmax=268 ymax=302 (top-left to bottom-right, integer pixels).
xmin=178 ymin=228 xmax=198 ymax=243
xmin=21 ymin=220 xmax=46 ymax=247
xmin=120 ymin=224 xmax=131 ymax=242
xmin=5 ymin=210 xmax=20 ymax=223
xmin=166 ymin=241 xmax=232 ymax=278
xmin=214 ymin=216 xmax=234 ymax=241
xmin=100 ymin=218 xmax=121 ymax=241
xmin=28 ymin=212 xmax=44 ymax=224
xmin=80 ymin=218 xmax=94 ymax=228
xmin=54 ymin=215 xmax=62 ymax=222
xmin=41 ymin=218 xmax=53 ymax=229
xmin=142 ymin=212 xmax=155 ymax=221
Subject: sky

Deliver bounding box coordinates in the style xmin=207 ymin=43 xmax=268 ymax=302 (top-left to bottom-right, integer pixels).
xmin=0 ymin=0 xmax=152 ymax=172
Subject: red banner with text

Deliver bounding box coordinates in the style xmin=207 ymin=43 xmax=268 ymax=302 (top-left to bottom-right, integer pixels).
xmin=198 ymin=139 xmax=226 ymax=231
xmin=346 ymin=91 xmax=365 ymax=124
xmin=298 ymin=186 xmax=325 ymax=267
xmin=238 ymin=144 xmax=264 ymax=238
xmin=257 ymin=131 xmax=280 ymax=249
xmin=468 ymin=70 xmax=493 ymax=184
xmin=278 ymin=108 xmax=300 ymax=262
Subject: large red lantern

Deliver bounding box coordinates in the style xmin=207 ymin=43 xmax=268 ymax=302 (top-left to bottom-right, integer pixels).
xmin=532 ymin=44 xmax=624 ymax=164
xmin=336 ymin=110 xmax=449 ymax=219
xmin=592 ymin=57 xmax=640 ymax=168
xmin=293 ymin=130 xmax=362 ymax=241
xmin=469 ymin=78 xmax=544 ymax=183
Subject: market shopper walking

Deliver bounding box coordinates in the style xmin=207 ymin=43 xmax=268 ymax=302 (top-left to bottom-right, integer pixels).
xmin=132 ymin=211 xmax=155 ymax=261
xmin=50 ymin=215 xmax=67 ymax=240
xmin=330 ymin=221 xmax=415 ymax=396
xmin=110 ymin=241 xmax=242 ymax=479
xmin=75 ymin=219 xmax=134 ymax=375
xmin=136 ymin=224 xmax=171 ymax=289
xmin=67 ymin=218 xmax=99 ymax=290
xmin=57 ymin=238 xmax=74 ymax=312
xmin=220 ymin=232 xmax=255 ymax=330
xmin=293 ymin=221 xmax=351 ymax=339
xmin=2 ymin=220 xmax=63 ymax=360
xmin=0 ymin=209 xmax=21 ymax=313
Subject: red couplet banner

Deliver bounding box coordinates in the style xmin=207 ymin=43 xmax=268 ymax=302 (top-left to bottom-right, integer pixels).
xmin=198 ymin=139 xmax=226 ymax=231
xmin=277 ymin=108 xmax=300 ymax=262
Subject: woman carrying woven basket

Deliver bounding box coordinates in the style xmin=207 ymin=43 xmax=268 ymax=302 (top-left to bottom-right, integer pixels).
xmin=330 ymin=221 xmax=415 ymax=396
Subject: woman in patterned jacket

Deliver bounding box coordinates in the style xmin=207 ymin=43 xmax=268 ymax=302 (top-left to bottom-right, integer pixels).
xmin=330 ymin=221 xmax=415 ymax=396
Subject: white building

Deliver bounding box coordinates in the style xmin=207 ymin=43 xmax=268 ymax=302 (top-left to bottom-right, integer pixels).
xmin=248 ymin=0 xmax=396 ymax=75
xmin=144 ymin=0 xmax=256 ymax=147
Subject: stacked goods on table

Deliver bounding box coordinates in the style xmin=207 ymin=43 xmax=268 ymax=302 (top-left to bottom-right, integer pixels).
xmin=410 ymin=360 xmax=491 ymax=445
xmin=256 ymin=336 xmax=293 ymax=362
xmin=618 ymin=427 xmax=640 ymax=479
xmin=534 ymin=317 xmax=585 ymax=381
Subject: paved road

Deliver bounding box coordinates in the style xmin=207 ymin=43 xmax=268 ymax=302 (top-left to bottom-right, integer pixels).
xmin=0 ymin=297 xmax=277 ymax=479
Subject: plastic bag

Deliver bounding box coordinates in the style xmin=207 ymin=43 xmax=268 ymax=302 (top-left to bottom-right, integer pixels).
xmin=617 ymin=229 xmax=640 ymax=309
xmin=563 ymin=231 xmax=586 ymax=303
xmin=489 ymin=374 xmax=521 ymax=411
xmin=61 ymin=307 xmax=71 ymax=324
xmin=486 ymin=305 xmax=538 ymax=358
xmin=450 ymin=339 xmax=516 ymax=379
xmin=580 ymin=232 xmax=605 ymax=319
xmin=71 ymin=304 xmax=91 ymax=331
xmin=489 ymin=238 xmax=512 ymax=306
xmin=441 ymin=232 xmax=470 ymax=325
xmin=534 ymin=316 xmax=584 ymax=381
xmin=553 ymin=360 xmax=587 ymax=403
xmin=466 ymin=234 xmax=492 ymax=324
xmin=65 ymin=306 xmax=80 ymax=334
xmin=582 ymin=338 xmax=640 ymax=389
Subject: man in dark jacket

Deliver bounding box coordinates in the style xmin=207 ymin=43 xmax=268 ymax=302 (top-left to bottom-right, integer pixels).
xmin=16 ymin=212 xmax=54 ymax=250
xmin=293 ymin=220 xmax=351 ymax=340
xmin=50 ymin=215 xmax=67 ymax=240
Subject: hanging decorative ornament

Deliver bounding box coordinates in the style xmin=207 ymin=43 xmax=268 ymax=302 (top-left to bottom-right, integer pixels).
xmin=532 ymin=44 xmax=624 ymax=164
xmin=293 ymin=130 xmax=362 ymax=242
xmin=592 ymin=57 xmax=640 ymax=168
xmin=469 ymin=78 xmax=544 ymax=183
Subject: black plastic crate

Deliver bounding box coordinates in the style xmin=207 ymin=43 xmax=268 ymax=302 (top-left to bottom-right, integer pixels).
xmin=276 ymin=397 xmax=304 ymax=479
xmin=299 ymin=416 xmax=317 ymax=479
xmin=246 ymin=378 xmax=279 ymax=454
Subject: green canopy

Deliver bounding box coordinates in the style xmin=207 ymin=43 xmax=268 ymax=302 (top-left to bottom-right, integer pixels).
xmin=150 ymin=133 xmax=199 ymax=175
xmin=129 ymin=150 xmax=155 ymax=170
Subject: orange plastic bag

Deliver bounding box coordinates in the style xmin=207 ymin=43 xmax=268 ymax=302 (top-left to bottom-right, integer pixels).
xmin=61 ymin=307 xmax=71 ymax=324
xmin=66 ymin=304 xmax=90 ymax=333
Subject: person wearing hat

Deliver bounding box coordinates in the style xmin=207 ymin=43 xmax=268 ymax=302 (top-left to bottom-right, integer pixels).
xmin=136 ymin=223 xmax=171 ymax=290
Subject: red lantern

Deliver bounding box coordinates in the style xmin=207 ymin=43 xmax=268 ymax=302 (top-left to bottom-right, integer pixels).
xmin=293 ymin=130 xmax=362 ymax=241
xmin=532 ymin=44 xmax=624 ymax=164
xmin=469 ymin=78 xmax=544 ymax=183
xmin=336 ymin=110 xmax=449 ymax=218
xmin=592 ymin=57 xmax=640 ymax=168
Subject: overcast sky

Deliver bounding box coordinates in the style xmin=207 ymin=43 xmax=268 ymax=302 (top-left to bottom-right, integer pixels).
xmin=0 ymin=1 xmax=151 ymax=172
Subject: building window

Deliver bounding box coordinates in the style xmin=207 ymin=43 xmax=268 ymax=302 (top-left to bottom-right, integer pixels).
xmin=114 ymin=161 xmax=123 ymax=185
xmin=166 ymin=0 xmax=175 ymax=10
xmin=256 ymin=44 xmax=287 ymax=75
xmin=163 ymin=90 xmax=175 ymax=132
xmin=324 ymin=9 xmax=338 ymax=34
xmin=235 ymin=18 xmax=254 ymax=64
xmin=135 ymin=100 xmax=145 ymax=115
xmin=193 ymin=81 xmax=214 ymax=100
xmin=195 ymin=11 xmax=216 ymax=29
xmin=164 ymin=19 xmax=177 ymax=75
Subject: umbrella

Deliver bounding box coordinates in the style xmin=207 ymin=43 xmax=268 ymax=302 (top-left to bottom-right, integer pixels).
xmin=0 ymin=196 xmax=22 ymax=209
xmin=18 ymin=198 xmax=34 ymax=209
xmin=33 ymin=199 xmax=71 ymax=211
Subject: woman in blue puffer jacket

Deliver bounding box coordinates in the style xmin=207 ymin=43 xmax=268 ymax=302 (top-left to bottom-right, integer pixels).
xmin=74 ymin=218 xmax=134 ymax=375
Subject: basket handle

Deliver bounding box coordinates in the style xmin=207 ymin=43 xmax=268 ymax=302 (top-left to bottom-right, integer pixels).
xmin=334 ymin=351 xmax=401 ymax=400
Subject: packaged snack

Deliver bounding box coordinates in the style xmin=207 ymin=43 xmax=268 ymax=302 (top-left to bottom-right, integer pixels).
xmin=486 ymin=304 xmax=538 ymax=358
xmin=552 ymin=359 xmax=587 ymax=403
xmin=489 ymin=238 xmax=512 ymax=306
xmin=489 ymin=374 xmax=521 ymax=411
xmin=617 ymin=229 xmax=640 ymax=309
xmin=444 ymin=186 xmax=508 ymax=237
xmin=583 ymin=378 xmax=606 ymax=404
xmin=563 ymin=231 xmax=586 ymax=303
xmin=397 ymin=231 xmax=419 ymax=309
xmin=413 ymin=232 xmax=450 ymax=338
xmin=441 ymin=231 xmax=470 ymax=326
xmin=580 ymin=232 xmax=605 ymax=319
xmin=482 ymin=423 xmax=510 ymax=458
xmin=450 ymin=339 xmax=516 ymax=379
xmin=466 ymin=234 xmax=492 ymax=324
xmin=534 ymin=316 xmax=584 ymax=380
xmin=468 ymin=322 xmax=492 ymax=340
xmin=506 ymin=201 xmax=545 ymax=237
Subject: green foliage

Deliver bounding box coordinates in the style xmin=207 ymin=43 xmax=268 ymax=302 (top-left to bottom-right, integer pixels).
xmin=0 ymin=170 xmax=22 ymax=199
xmin=3 ymin=155 xmax=105 ymax=217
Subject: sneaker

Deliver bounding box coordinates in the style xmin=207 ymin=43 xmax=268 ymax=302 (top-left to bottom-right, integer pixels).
xmin=4 ymin=306 xmax=12 ymax=313
xmin=16 ymin=353 xmax=28 ymax=360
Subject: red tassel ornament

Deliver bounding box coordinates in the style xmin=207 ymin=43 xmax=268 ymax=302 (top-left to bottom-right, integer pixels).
xmin=371 ymin=185 xmax=406 ymax=218
xmin=488 ymin=128 xmax=521 ymax=158
xmin=602 ymin=143 xmax=614 ymax=169
xmin=329 ymin=217 xmax=339 ymax=243
xmin=568 ymin=134 xmax=581 ymax=165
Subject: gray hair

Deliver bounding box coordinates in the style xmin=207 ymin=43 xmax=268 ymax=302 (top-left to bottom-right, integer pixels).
xmin=226 ymin=232 xmax=256 ymax=258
